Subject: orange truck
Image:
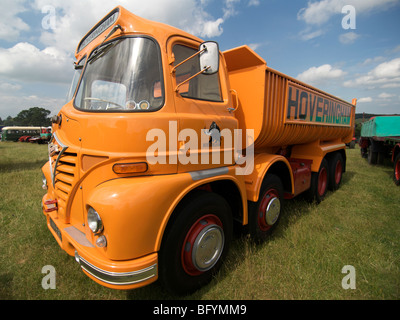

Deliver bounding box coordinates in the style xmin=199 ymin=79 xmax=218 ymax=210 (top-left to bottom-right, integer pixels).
xmin=41 ymin=6 xmax=356 ymax=295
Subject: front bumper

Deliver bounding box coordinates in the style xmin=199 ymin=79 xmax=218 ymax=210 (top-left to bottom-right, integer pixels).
xmin=75 ymin=251 xmax=157 ymax=287
xmin=44 ymin=209 xmax=158 ymax=290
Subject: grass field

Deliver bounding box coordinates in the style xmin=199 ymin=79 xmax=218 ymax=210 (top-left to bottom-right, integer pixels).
xmin=0 ymin=141 xmax=399 ymax=300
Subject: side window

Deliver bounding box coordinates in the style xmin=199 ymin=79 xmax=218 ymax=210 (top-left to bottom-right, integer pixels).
xmin=172 ymin=44 xmax=222 ymax=102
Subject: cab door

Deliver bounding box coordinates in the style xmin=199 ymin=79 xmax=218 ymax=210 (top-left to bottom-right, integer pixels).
xmin=168 ymin=37 xmax=238 ymax=173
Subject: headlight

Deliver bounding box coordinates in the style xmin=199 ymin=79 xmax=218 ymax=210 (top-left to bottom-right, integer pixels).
xmin=87 ymin=207 xmax=103 ymax=234
xmin=42 ymin=173 xmax=48 ymax=190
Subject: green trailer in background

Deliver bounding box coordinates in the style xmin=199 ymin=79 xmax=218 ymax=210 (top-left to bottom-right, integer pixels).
xmin=359 ymin=116 xmax=400 ymax=185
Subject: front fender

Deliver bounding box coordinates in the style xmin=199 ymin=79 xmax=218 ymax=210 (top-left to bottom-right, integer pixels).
xmin=244 ymin=154 xmax=294 ymax=202
xmin=86 ymin=172 xmax=195 ymax=260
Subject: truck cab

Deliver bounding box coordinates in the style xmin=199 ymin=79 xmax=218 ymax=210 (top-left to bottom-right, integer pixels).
xmin=42 ymin=6 xmax=247 ymax=294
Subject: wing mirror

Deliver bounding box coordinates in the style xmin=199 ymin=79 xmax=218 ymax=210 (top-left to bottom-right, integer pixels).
xmin=199 ymin=41 xmax=219 ymax=75
xmin=173 ymin=41 xmax=220 ymax=92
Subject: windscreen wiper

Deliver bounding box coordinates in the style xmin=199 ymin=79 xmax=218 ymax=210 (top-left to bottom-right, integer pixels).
xmin=87 ymin=24 xmax=122 ymax=63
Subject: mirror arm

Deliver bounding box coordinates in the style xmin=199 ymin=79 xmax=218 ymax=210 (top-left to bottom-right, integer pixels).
xmin=174 ymin=66 xmax=210 ymax=92
xmin=171 ymin=47 xmax=207 ymax=74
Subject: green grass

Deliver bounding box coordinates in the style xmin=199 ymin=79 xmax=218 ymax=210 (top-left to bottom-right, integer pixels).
xmin=0 ymin=141 xmax=399 ymax=300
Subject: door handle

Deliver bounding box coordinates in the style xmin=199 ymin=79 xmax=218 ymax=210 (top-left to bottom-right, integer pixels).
xmin=228 ymin=89 xmax=239 ymax=113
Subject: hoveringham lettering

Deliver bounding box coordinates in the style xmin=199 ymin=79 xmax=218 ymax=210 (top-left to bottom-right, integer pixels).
xmin=287 ymin=83 xmax=352 ymax=125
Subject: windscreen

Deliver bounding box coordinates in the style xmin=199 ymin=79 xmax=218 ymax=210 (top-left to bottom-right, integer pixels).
xmin=74 ymin=37 xmax=164 ymax=112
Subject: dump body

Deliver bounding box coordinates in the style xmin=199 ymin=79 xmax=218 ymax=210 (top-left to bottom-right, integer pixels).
xmin=360 ymin=116 xmax=400 ymax=139
xmin=223 ymin=46 xmax=356 ymax=149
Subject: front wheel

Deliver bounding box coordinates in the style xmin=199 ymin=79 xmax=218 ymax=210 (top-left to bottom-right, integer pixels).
xmin=159 ymin=191 xmax=232 ymax=295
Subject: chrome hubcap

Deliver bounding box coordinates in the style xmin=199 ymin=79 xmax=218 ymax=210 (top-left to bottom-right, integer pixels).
xmin=192 ymin=225 xmax=224 ymax=272
xmin=265 ymin=197 xmax=280 ymax=226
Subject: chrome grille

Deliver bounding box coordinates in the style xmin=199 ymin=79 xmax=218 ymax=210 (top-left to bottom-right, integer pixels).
xmin=54 ymin=151 xmax=78 ymax=207
xmin=49 ymin=133 xmax=79 ymax=212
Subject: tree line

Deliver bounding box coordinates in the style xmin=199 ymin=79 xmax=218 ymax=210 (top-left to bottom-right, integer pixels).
xmin=0 ymin=107 xmax=52 ymax=127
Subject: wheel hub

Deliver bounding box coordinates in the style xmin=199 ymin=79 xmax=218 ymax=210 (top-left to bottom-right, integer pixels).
xmin=182 ymin=215 xmax=224 ymax=275
xmin=265 ymin=197 xmax=281 ymax=226
xmin=258 ymin=189 xmax=281 ymax=231
xmin=192 ymin=225 xmax=224 ymax=272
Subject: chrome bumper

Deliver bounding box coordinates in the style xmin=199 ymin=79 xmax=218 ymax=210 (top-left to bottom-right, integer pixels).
xmin=74 ymin=251 xmax=157 ymax=286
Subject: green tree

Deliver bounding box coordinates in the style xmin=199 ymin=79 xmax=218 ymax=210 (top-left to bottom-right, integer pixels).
xmin=4 ymin=116 xmax=14 ymax=126
xmin=13 ymin=107 xmax=51 ymax=126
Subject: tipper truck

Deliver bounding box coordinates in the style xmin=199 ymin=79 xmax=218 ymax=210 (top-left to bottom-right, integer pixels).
xmin=41 ymin=6 xmax=357 ymax=295
xmin=359 ymin=116 xmax=400 ymax=185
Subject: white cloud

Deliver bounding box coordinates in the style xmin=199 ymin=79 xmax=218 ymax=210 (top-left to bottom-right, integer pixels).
xmin=339 ymin=32 xmax=359 ymax=44
xmin=297 ymin=0 xmax=399 ymax=43
xmin=344 ymin=57 xmax=400 ymax=88
xmin=372 ymin=58 xmax=400 ymax=78
xmin=31 ymin=0 xmax=237 ymax=53
xmin=297 ymin=0 xmax=399 ymax=26
xmin=297 ymin=64 xmax=347 ymax=85
xmin=199 ymin=18 xmax=224 ymax=38
xmin=358 ymin=97 xmax=373 ymax=103
xmin=0 ymin=42 xmax=72 ymax=84
xmin=300 ymin=28 xmax=325 ymax=41
xmin=0 ymin=93 xmax=65 ymax=118
xmin=378 ymin=92 xmax=395 ymax=99
xmin=248 ymin=43 xmax=261 ymax=51
xmin=298 ymin=0 xmax=343 ymax=26
xmin=248 ymin=0 xmax=260 ymax=6
xmin=381 ymin=83 xmax=400 ymax=88
xmin=361 ymin=56 xmax=385 ymax=66
xmin=0 ymin=0 xmax=30 ymax=41
xmin=0 ymin=82 xmax=22 ymax=92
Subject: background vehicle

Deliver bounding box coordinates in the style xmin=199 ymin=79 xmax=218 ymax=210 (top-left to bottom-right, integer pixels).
xmin=1 ymin=126 xmax=51 ymax=144
xmin=41 ymin=6 xmax=356 ymax=295
xmin=40 ymin=127 xmax=52 ymax=142
xmin=359 ymin=116 xmax=400 ymax=185
xmin=1 ymin=126 xmax=41 ymax=142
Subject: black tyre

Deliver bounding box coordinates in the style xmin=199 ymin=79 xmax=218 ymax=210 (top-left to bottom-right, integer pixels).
xmin=360 ymin=147 xmax=368 ymax=158
xmin=368 ymin=147 xmax=377 ymax=165
xmin=328 ymin=153 xmax=344 ymax=191
xmin=394 ymin=153 xmax=400 ymax=186
xmin=248 ymin=174 xmax=284 ymax=243
xmin=159 ymin=191 xmax=232 ymax=295
xmin=307 ymin=158 xmax=329 ymax=203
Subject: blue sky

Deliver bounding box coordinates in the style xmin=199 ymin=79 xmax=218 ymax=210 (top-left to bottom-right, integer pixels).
xmin=0 ymin=0 xmax=399 ymax=119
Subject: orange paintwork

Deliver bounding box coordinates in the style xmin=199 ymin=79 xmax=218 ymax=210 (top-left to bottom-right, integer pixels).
xmin=41 ymin=6 xmax=356 ymax=290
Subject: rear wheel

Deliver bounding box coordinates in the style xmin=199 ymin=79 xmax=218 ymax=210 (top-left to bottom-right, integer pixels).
xmin=394 ymin=153 xmax=400 ymax=186
xmin=159 ymin=191 xmax=232 ymax=295
xmin=328 ymin=153 xmax=344 ymax=191
xmin=368 ymin=148 xmax=377 ymax=165
xmin=248 ymin=174 xmax=284 ymax=243
xmin=307 ymin=158 xmax=329 ymax=203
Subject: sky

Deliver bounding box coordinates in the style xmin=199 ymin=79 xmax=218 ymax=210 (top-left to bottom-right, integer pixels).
xmin=0 ymin=0 xmax=399 ymax=119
